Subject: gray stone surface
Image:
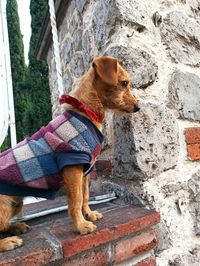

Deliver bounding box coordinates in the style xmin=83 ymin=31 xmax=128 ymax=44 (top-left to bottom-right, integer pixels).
xmin=102 ymin=181 xmax=143 ymax=206
xmin=92 ymin=0 xmax=148 ymax=49
xmin=92 ymin=0 xmax=117 ymax=49
xmin=82 ymin=30 xmax=93 ymax=71
xmin=115 ymin=0 xmax=148 ymax=31
xmin=76 ymin=0 xmax=88 ymax=13
xmin=105 ymin=45 xmax=158 ymax=89
xmin=189 ymin=0 xmax=200 ymax=20
xmin=168 ymin=70 xmax=200 ymax=122
xmin=188 ymin=170 xmax=200 ymax=235
xmin=113 ymin=102 xmax=180 ymax=179
xmin=161 ymin=11 xmax=200 ymax=66
xmin=44 ymin=0 xmax=200 ymax=263
xmin=73 ymin=29 xmax=83 ymax=52
xmin=63 ymin=69 xmax=73 ymax=93
xmin=69 ymin=52 xmax=85 ymax=78
xmin=61 ymin=37 xmax=73 ymax=65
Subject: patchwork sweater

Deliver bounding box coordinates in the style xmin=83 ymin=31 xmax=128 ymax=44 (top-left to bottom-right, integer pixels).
xmin=0 ymin=111 xmax=103 ymax=199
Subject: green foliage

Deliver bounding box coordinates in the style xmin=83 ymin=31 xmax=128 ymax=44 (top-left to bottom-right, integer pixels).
xmin=23 ymin=0 xmax=51 ymax=137
xmin=5 ymin=0 xmax=52 ymax=148
xmin=6 ymin=0 xmax=26 ymax=142
xmin=6 ymin=0 xmax=26 ymax=84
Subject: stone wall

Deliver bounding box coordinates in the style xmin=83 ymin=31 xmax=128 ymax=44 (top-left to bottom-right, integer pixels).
xmin=46 ymin=0 xmax=200 ymax=265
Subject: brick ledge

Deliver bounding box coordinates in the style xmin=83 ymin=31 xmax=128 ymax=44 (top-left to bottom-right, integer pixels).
xmin=0 ymin=200 xmax=160 ymax=266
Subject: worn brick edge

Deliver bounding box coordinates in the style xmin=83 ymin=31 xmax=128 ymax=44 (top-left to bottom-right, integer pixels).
xmin=60 ymin=211 xmax=160 ymax=257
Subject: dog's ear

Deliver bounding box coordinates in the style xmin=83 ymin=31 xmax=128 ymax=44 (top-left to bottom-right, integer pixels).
xmin=92 ymin=56 xmax=118 ymax=86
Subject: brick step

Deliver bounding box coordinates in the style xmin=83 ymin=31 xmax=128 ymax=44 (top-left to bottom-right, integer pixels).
xmin=0 ymin=201 xmax=160 ymax=266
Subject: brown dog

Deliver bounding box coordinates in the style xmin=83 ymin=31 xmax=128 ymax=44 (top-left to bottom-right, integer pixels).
xmin=0 ymin=56 xmax=139 ymax=252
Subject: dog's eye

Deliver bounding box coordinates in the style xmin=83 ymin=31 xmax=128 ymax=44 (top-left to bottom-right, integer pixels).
xmin=120 ymin=80 xmax=129 ymax=88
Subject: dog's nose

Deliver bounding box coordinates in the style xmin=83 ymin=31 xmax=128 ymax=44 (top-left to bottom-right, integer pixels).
xmin=134 ymin=104 xmax=140 ymax=112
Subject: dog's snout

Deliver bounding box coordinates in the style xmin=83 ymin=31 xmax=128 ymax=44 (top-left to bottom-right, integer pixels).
xmin=134 ymin=105 xmax=140 ymax=112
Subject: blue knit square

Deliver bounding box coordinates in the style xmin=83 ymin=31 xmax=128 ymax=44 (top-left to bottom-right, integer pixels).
xmin=29 ymin=137 xmax=52 ymax=156
xmin=81 ymin=130 xmax=97 ymax=151
xmin=69 ymin=117 xmax=87 ymax=133
xmin=18 ymin=158 xmax=44 ymax=182
xmin=37 ymin=154 xmax=58 ymax=176
xmin=69 ymin=134 xmax=91 ymax=154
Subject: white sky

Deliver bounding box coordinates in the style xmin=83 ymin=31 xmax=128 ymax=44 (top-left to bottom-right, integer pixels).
xmin=17 ymin=0 xmax=31 ymax=65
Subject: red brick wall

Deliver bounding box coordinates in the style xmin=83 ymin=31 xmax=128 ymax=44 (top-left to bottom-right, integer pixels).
xmin=185 ymin=128 xmax=200 ymax=160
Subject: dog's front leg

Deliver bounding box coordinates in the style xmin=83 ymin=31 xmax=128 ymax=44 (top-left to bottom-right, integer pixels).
xmin=82 ymin=175 xmax=103 ymax=221
xmin=63 ymin=165 xmax=97 ymax=234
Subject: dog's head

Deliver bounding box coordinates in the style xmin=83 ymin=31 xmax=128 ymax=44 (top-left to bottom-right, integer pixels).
xmin=92 ymin=56 xmax=140 ymax=114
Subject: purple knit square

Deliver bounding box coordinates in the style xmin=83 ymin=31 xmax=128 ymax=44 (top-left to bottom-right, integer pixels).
xmin=50 ymin=114 xmax=68 ymax=130
xmin=25 ymin=176 xmax=48 ymax=189
xmin=0 ymin=152 xmax=16 ymax=170
xmin=44 ymin=132 xmax=71 ymax=152
xmin=0 ymin=152 xmax=23 ymax=184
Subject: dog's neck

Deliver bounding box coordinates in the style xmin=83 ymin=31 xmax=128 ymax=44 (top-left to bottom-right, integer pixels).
xmin=65 ymin=70 xmax=106 ymax=130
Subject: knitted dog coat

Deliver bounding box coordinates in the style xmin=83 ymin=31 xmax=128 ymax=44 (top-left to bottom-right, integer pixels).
xmin=0 ymin=111 xmax=103 ymax=199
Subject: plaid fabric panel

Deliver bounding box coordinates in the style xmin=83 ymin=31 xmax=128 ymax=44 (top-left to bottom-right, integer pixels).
xmin=81 ymin=130 xmax=97 ymax=151
xmin=0 ymin=111 xmax=102 ymax=194
xmin=18 ymin=158 xmax=44 ymax=183
xmin=24 ymin=176 xmax=48 ymax=188
xmin=44 ymin=131 xmax=71 ymax=152
xmin=13 ymin=144 xmax=35 ymax=163
xmin=0 ymin=152 xmax=23 ymax=184
xmin=29 ymin=137 xmax=52 ymax=156
xmin=69 ymin=134 xmax=91 ymax=154
xmin=69 ymin=116 xmax=87 ymax=134
xmin=37 ymin=153 xmax=58 ymax=176
xmin=25 ymin=173 xmax=62 ymax=189
xmin=50 ymin=113 xmax=69 ymax=130
xmin=56 ymin=120 xmax=79 ymax=142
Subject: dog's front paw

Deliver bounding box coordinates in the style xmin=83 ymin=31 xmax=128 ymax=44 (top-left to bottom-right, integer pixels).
xmin=85 ymin=210 xmax=103 ymax=222
xmin=8 ymin=222 xmax=30 ymax=235
xmin=0 ymin=236 xmax=23 ymax=252
xmin=76 ymin=220 xmax=97 ymax=235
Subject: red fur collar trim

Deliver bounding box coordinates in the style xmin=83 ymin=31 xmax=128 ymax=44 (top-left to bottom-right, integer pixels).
xmin=59 ymin=95 xmax=103 ymax=124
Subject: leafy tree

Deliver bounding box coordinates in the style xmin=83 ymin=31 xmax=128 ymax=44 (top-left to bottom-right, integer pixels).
xmin=23 ymin=0 xmax=51 ymax=137
xmin=6 ymin=0 xmax=26 ymax=143
xmin=4 ymin=0 xmax=51 ymax=148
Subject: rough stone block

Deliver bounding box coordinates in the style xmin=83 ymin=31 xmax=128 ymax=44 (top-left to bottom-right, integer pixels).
xmin=61 ymin=37 xmax=73 ymax=65
xmin=188 ymin=170 xmax=200 ymax=235
xmin=92 ymin=0 xmax=148 ymax=48
xmin=82 ymin=30 xmax=94 ymax=71
xmin=105 ymin=45 xmax=158 ymax=89
xmin=72 ymin=29 xmax=83 ymax=52
xmin=70 ymin=52 xmax=85 ymax=78
xmin=76 ymin=0 xmax=88 ymax=13
xmin=102 ymin=181 xmax=143 ymax=206
xmin=62 ymin=69 xmax=73 ymax=93
xmin=113 ymin=102 xmax=179 ymax=179
xmin=168 ymin=70 xmax=200 ymax=122
xmin=161 ymin=11 xmax=200 ymax=66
